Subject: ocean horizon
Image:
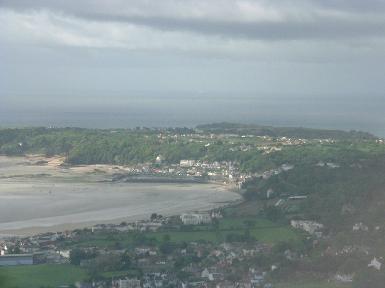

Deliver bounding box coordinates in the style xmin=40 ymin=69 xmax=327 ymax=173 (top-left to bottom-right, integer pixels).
xmin=1 ymin=92 xmax=384 ymax=137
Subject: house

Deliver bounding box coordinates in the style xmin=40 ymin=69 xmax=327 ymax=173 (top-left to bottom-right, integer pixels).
xmin=113 ymin=278 xmax=141 ymax=288
xmin=180 ymin=160 xmax=196 ymax=167
xmin=0 ymin=254 xmax=33 ymax=266
xmin=290 ymin=220 xmax=324 ymax=235
xmin=201 ymin=268 xmax=214 ymax=281
xmin=155 ymin=155 xmax=164 ymax=165
xmin=216 ymin=280 xmax=234 ymax=288
xmin=326 ymin=162 xmax=340 ymax=168
xmin=266 ymin=188 xmax=274 ymax=199
xmin=57 ymin=249 xmax=70 ymax=259
xmin=368 ymin=257 xmax=382 ymax=270
xmin=180 ymin=213 xmax=211 ymax=225
xmin=211 ymin=210 xmax=223 ymax=219
xmin=335 ymin=274 xmax=354 ymax=283
xmin=352 ymin=222 xmax=369 ymax=232
xmin=288 ymin=195 xmax=307 ymax=200
xmin=281 ymin=164 xmax=294 ymax=171
xmin=250 ymin=274 xmax=265 ymax=286
xmin=0 ymin=243 xmax=7 ymax=256
xmin=135 ymin=247 xmax=151 ymax=256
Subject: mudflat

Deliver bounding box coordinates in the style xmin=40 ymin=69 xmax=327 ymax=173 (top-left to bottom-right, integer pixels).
xmin=0 ymin=156 xmax=240 ymax=236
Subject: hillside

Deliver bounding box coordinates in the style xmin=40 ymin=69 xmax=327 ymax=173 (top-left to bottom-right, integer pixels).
xmin=197 ymin=122 xmax=375 ymax=140
xmin=1 ymin=125 xmax=385 ymax=286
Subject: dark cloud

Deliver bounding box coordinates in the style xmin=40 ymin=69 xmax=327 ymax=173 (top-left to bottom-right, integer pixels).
xmin=79 ymin=13 xmax=385 ymax=41
xmin=312 ymin=0 xmax=385 ymax=13
xmin=1 ymin=0 xmax=385 ymax=41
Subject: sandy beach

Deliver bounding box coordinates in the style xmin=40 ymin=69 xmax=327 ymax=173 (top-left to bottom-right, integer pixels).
xmin=0 ymin=156 xmax=241 ymax=236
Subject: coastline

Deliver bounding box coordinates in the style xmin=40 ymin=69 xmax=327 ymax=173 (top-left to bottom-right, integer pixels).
xmin=0 ymin=155 xmax=242 ymax=238
xmin=0 ymin=196 xmax=243 ymax=238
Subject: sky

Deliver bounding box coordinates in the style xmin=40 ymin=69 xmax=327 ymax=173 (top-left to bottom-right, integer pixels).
xmin=1 ymin=0 xmax=385 ymax=131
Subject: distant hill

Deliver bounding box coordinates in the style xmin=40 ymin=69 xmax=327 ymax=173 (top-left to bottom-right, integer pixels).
xmin=196 ymin=122 xmax=376 ymax=140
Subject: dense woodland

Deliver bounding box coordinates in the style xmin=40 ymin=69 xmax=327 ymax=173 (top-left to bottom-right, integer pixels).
xmin=197 ymin=122 xmax=375 ymax=140
xmin=0 ymin=125 xmax=381 ymax=169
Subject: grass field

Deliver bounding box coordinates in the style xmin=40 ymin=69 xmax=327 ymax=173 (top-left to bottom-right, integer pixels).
xmin=0 ymin=218 xmax=302 ymax=287
xmin=147 ymin=219 xmax=301 ymax=244
xmin=70 ymin=217 xmax=301 ymax=248
xmin=0 ymin=264 xmax=87 ymax=288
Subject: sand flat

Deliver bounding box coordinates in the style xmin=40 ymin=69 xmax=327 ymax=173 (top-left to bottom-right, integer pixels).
xmin=0 ymin=156 xmax=240 ymax=236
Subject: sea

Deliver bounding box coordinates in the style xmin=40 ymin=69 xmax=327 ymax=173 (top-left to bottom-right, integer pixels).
xmin=1 ymin=92 xmax=384 ymax=137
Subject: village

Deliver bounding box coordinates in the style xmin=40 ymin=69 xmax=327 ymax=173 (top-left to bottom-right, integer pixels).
xmin=92 ymin=131 xmax=316 ymax=190
xmin=2 ymin=196 xmax=382 ymax=288
xmin=0 ymin=208 xmax=278 ymax=288
xmin=1 ymin=127 xmax=384 ymax=288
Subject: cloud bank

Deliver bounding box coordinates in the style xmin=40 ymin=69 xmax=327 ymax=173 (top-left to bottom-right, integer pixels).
xmin=1 ymin=0 xmax=385 ymax=60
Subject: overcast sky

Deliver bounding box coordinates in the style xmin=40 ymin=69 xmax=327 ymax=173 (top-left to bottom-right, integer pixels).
xmin=1 ymin=0 xmax=385 ymax=110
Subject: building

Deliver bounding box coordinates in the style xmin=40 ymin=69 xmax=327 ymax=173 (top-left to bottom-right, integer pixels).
xmin=290 ymin=220 xmax=324 ymax=235
xmin=281 ymin=163 xmax=294 ymax=171
xmin=0 ymin=243 xmax=7 ymax=256
xmin=113 ymin=278 xmax=141 ymax=288
xmin=180 ymin=160 xmax=195 ymax=168
xmin=288 ymin=195 xmax=308 ymax=200
xmin=155 ymin=155 xmax=164 ymax=165
xmin=335 ymin=274 xmax=354 ymax=283
xmin=180 ymin=213 xmax=212 ymax=225
xmin=368 ymin=257 xmax=382 ymax=270
xmin=0 ymin=254 xmax=33 ymax=266
xmin=352 ymin=222 xmax=369 ymax=232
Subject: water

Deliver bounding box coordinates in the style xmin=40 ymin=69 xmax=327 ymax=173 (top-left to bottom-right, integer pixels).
xmin=1 ymin=93 xmax=384 ymax=137
xmin=0 ymin=156 xmax=240 ymax=235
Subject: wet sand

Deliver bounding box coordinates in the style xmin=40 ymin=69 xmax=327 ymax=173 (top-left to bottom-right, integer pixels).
xmin=0 ymin=156 xmax=240 ymax=236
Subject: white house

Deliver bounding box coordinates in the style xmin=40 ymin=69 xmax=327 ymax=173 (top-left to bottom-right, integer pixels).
xmin=335 ymin=274 xmax=354 ymax=283
xmin=116 ymin=278 xmax=141 ymax=288
xmin=291 ymin=220 xmax=324 ymax=235
xmin=180 ymin=213 xmax=212 ymax=225
xmin=352 ymin=222 xmax=369 ymax=232
xmin=201 ymin=268 xmax=214 ymax=281
xmin=155 ymin=155 xmax=164 ymax=164
xmin=0 ymin=243 xmax=7 ymax=256
xmin=281 ymin=164 xmax=294 ymax=171
xmin=368 ymin=257 xmax=382 ymax=270
xmin=180 ymin=160 xmax=195 ymax=167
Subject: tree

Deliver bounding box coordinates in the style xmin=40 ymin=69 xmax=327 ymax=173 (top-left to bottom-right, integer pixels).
xmin=87 ymin=254 xmax=121 ymax=278
xmin=150 ymin=213 xmax=158 ymax=221
xmin=263 ymin=206 xmax=284 ymax=222
xmin=162 ymin=234 xmax=171 ymax=242
xmin=121 ymin=251 xmax=131 ymax=269
xmin=69 ymin=248 xmax=90 ymax=265
xmin=159 ymin=242 xmax=175 ymax=255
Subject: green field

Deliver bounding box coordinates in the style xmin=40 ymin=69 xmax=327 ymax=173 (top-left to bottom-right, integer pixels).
xmin=69 ymin=217 xmax=301 ymax=249
xmin=149 ymin=218 xmax=300 ymax=244
xmin=0 ymin=264 xmax=87 ymax=288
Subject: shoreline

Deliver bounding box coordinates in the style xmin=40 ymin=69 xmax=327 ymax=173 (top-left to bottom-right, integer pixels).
xmin=0 ymin=197 xmax=243 ymax=238
xmin=0 ymin=155 xmax=242 ymax=238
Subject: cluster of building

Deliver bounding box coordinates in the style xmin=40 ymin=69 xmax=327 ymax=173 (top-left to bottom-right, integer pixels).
xmin=290 ymin=220 xmax=324 ymax=237
xmin=0 ymin=207 xmax=277 ymax=288
xmin=105 ymin=130 xmax=313 ymax=189
xmin=0 ymin=231 xmax=71 ymax=266
xmin=77 ymin=240 xmax=274 ymax=288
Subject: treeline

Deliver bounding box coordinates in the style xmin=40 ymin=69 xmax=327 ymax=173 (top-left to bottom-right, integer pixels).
xmin=0 ymin=127 xmax=205 ymax=165
xmin=238 ymin=141 xmax=385 ymax=172
xmin=197 ymin=122 xmax=375 ymax=140
xmin=243 ymin=156 xmax=385 ymax=230
xmin=0 ymin=127 xmax=383 ymax=172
